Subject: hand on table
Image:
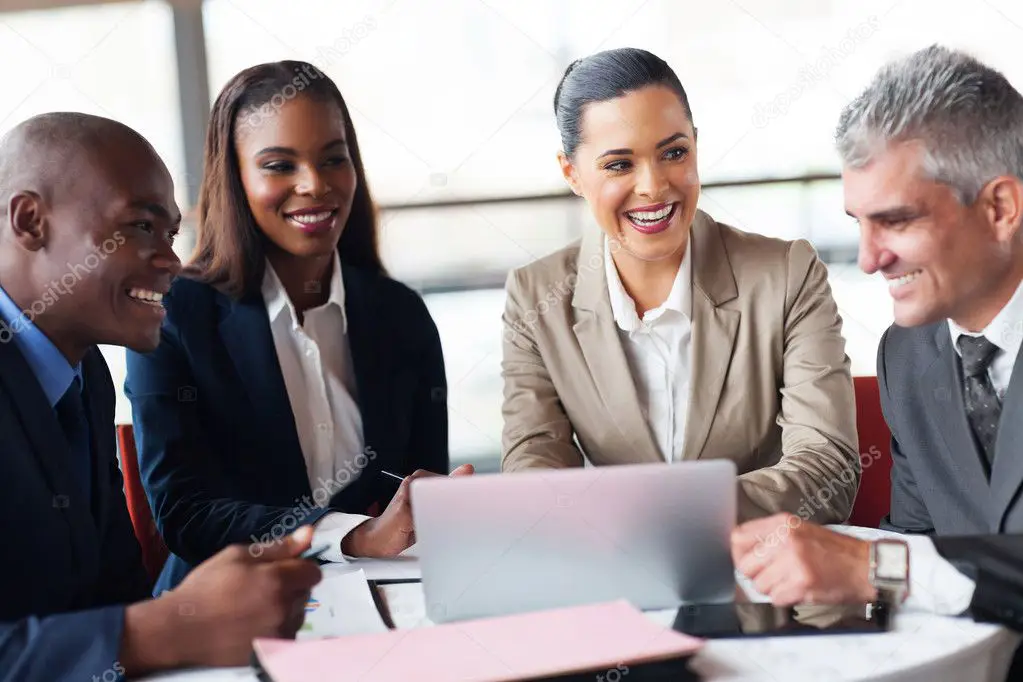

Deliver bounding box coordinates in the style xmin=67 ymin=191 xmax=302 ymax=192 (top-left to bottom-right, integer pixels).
xmin=121 ymin=526 xmax=322 ymax=674
xmin=342 ymin=463 xmax=475 ymax=558
xmin=731 ymin=513 xmax=877 ymax=606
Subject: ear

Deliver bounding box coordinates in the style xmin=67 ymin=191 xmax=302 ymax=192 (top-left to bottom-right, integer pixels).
xmin=982 ymin=176 xmax=1023 ymax=243
xmin=7 ymin=191 xmax=47 ymax=251
xmin=557 ymin=151 xmax=583 ymax=197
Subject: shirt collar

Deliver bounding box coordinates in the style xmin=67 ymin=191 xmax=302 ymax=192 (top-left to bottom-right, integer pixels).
xmin=604 ymin=235 xmax=692 ymax=333
xmin=261 ymin=251 xmax=348 ymax=333
xmin=948 ymin=277 xmax=1023 ymax=361
xmin=0 ymin=284 xmax=79 ymax=407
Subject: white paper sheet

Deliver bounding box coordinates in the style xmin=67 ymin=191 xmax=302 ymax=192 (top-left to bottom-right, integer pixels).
xmin=332 ymin=545 xmax=421 ymax=582
xmin=299 ymin=568 xmax=389 ymax=639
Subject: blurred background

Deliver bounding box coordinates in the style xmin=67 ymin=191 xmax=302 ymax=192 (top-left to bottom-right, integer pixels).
xmin=1 ymin=0 xmax=1020 ymax=473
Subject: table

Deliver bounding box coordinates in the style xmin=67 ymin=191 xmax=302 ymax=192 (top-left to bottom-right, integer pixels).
xmin=141 ymin=526 xmax=1021 ymax=682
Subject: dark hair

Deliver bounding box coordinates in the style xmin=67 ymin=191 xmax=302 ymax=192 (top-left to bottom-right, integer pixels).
xmin=553 ymin=47 xmax=694 ymax=157
xmin=186 ymin=60 xmax=383 ymax=299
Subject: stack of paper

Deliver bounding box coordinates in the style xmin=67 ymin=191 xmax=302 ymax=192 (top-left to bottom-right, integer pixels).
xmin=254 ymin=599 xmax=703 ymax=682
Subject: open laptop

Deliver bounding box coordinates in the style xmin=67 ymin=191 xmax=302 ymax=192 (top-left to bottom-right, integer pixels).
xmin=410 ymin=460 xmax=736 ymax=623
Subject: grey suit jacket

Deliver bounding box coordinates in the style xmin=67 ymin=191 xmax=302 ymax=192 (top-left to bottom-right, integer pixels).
xmin=878 ymin=321 xmax=1023 ymax=534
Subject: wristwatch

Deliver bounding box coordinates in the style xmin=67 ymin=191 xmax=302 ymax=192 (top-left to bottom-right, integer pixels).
xmin=869 ymin=538 xmax=910 ymax=604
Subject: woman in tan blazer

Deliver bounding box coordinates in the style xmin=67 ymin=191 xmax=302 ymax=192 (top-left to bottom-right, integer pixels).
xmin=501 ymin=47 xmax=860 ymax=523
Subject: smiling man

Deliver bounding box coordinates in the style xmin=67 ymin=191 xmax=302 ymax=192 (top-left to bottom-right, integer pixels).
xmin=731 ymin=46 xmax=1023 ymax=637
xmin=0 ymin=112 xmax=321 ymax=681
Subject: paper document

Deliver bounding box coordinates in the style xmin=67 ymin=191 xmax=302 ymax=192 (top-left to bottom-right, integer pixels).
xmin=254 ymin=600 xmax=703 ymax=682
xmin=299 ymin=568 xmax=389 ymax=639
xmin=334 ymin=544 xmax=421 ymax=581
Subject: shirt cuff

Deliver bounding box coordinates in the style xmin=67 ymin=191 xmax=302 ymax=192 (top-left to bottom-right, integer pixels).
xmin=902 ymin=534 xmax=977 ymax=616
xmin=312 ymin=512 xmax=372 ymax=563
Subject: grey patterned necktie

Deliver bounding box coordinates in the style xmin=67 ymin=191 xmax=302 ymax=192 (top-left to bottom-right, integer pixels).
xmin=957 ymin=335 xmax=1002 ymax=471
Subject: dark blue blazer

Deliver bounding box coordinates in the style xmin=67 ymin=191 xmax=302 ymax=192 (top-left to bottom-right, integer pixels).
xmin=0 ymin=343 xmax=150 ymax=681
xmin=125 ymin=265 xmax=449 ymax=594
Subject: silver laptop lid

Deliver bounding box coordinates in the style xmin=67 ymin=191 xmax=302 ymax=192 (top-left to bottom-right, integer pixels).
xmin=411 ymin=460 xmax=736 ymax=623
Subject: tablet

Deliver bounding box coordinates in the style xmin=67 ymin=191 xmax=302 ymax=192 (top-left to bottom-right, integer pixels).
xmin=671 ymin=602 xmax=893 ymax=638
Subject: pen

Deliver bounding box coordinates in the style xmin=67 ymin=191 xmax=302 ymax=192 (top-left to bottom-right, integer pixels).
xmin=299 ymin=543 xmax=331 ymax=561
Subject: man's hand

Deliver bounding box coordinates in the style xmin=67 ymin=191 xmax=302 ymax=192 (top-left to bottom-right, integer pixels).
xmin=342 ymin=464 xmax=475 ymax=558
xmin=121 ymin=526 xmax=322 ymax=674
xmin=731 ymin=513 xmax=877 ymax=606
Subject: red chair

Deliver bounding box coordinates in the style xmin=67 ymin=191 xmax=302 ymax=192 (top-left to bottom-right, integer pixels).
xmin=847 ymin=376 xmax=894 ymax=528
xmin=116 ymin=424 xmax=169 ymax=583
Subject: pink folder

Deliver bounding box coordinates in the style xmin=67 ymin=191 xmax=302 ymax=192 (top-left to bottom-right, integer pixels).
xmin=252 ymin=600 xmax=703 ymax=682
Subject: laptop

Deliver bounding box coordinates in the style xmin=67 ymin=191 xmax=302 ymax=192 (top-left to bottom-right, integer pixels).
xmin=410 ymin=460 xmax=736 ymax=623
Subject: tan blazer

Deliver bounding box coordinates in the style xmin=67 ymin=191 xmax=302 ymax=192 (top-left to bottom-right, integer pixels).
xmin=500 ymin=210 xmax=860 ymax=523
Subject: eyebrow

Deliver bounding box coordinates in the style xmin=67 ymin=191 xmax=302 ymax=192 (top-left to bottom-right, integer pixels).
xmin=254 ymin=138 xmax=347 ymax=156
xmin=130 ymin=200 xmax=182 ymax=226
xmin=845 ymin=205 xmax=918 ymax=222
xmin=596 ymin=132 xmax=690 ymax=160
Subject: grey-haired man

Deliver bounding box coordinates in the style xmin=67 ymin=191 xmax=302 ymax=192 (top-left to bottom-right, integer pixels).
xmin=732 ymin=45 xmax=1023 ymax=635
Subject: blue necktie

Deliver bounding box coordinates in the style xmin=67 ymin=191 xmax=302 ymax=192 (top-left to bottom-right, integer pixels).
xmin=55 ymin=375 xmax=92 ymax=507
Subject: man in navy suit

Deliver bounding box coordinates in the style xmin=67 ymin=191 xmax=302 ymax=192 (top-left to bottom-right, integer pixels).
xmin=0 ymin=112 xmax=321 ymax=681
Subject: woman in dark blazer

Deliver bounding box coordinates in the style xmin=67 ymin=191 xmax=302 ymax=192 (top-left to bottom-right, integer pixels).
xmin=126 ymin=61 xmax=469 ymax=593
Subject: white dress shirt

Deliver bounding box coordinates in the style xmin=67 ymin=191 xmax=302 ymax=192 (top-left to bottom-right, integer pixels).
xmin=948 ymin=276 xmax=1023 ymax=398
xmin=905 ymin=278 xmax=1023 ymax=613
xmin=262 ymin=252 xmax=370 ymax=562
xmin=604 ymin=236 xmax=693 ymax=462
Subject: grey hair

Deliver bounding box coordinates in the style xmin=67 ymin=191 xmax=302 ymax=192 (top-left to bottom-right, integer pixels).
xmin=835 ymin=45 xmax=1023 ymax=205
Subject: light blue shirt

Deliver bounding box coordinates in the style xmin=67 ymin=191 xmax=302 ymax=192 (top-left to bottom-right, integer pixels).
xmin=0 ymin=284 xmax=81 ymax=406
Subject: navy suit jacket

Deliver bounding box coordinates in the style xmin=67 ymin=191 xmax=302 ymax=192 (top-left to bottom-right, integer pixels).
xmin=125 ymin=265 xmax=448 ymax=593
xmin=0 ymin=343 xmax=150 ymax=681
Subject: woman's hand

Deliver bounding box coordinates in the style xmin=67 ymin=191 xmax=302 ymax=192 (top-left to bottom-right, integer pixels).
xmin=341 ymin=464 xmax=474 ymax=558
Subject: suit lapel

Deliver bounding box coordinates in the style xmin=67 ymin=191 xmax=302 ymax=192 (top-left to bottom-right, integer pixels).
xmin=0 ymin=341 xmax=97 ymax=564
xmin=217 ymin=291 xmax=311 ymax=494
xmin=571 ymin=230 xmax=661 ymax=464
xmin=920 ymin=325 xmax=990 ymax=506
xmin=681 ymin=213 xmax=740 ymax=461
xmin=342 ymin=266 xmax=389 ymax=470
xmin=990 ymin=343 xmax=1023 ymax=529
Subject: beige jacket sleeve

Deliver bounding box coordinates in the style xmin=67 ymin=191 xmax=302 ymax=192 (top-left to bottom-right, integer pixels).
xmin=737 ymin=241 xmax=860 ymax=524
xmin=500 ymin=268 xmax=583 ymax=471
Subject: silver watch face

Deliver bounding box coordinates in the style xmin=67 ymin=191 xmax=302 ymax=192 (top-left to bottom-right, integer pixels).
xmin=875 ymin=542 xmax=909 ymax=581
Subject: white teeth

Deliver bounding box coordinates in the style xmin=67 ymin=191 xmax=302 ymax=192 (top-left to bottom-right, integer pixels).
xmin=888 ymin=271 xmax=921 ymax=290
xmin=289 ymin=211 xmax=333 ymax=224
xmin=128 ymin=288 xmax=164 ymax=303
xmin=626 ymin=204 xmax=674 ymax=223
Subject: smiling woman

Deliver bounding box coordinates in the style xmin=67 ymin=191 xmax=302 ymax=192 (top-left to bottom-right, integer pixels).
xmin=501 ymin=47 xmax=862 ymax=525
xmin=124 ymin=60 xmax=469 ymax=595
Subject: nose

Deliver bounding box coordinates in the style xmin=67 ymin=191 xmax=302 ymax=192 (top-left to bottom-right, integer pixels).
xmin=857 ymin=223 xmax=896 ymax=275
xmin=153 ymin=237 xmax=182 ymax=278
xmin=634 ymin=161 xmax=668 ymax=199
xmin=296 ymin=164 xmax=330 ymax=197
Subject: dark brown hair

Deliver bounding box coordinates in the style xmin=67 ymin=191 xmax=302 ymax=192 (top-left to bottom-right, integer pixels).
xmin=186 ymin=60 xmax=383 ymax=298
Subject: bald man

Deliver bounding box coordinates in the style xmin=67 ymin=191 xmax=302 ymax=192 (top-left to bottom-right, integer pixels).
xmin=0 ymin=113 xmax=321 ymax=681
